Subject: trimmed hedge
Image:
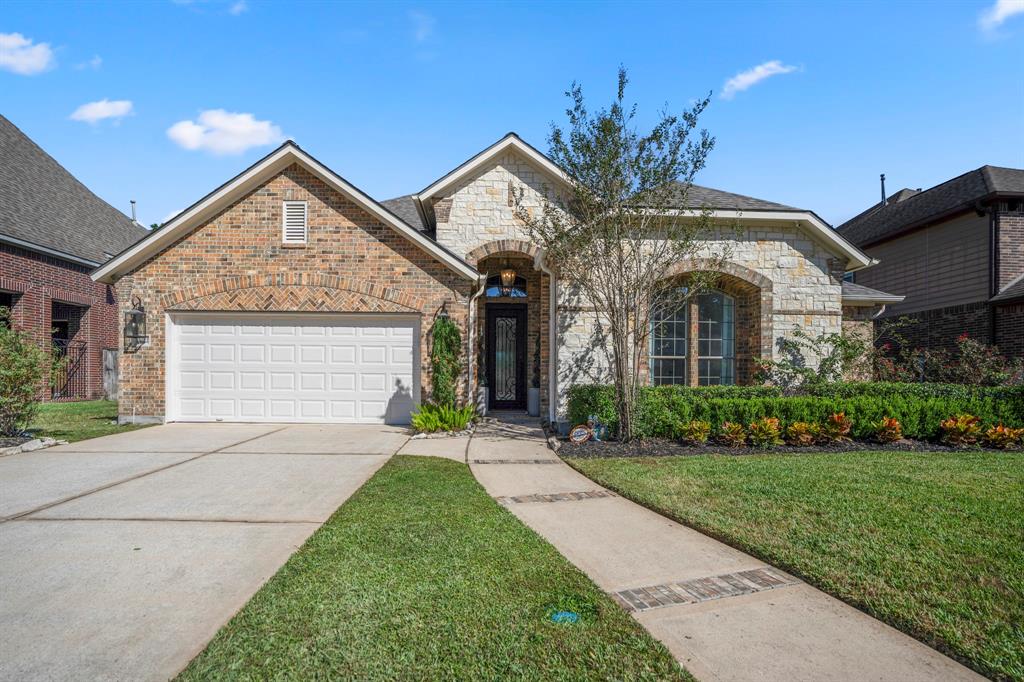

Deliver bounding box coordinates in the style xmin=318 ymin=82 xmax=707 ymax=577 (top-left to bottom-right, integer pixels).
xmin=566 ymin=383 xmax=1024 ymax=440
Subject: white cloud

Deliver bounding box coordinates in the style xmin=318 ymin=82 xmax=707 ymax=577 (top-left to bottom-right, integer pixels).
xmin=409 ymin=10 xmax=436 ymax=43
xmin=167 ymin=109 xmax=283 ymax=155
xmin=979 ymin=0 xmax=1024 ymax=31
xmin=69 ymin=99 xmax=134 ymax=124
xmin=721 ymin=60 xmax=799 ymax=100
xmin=0 ymin=32 xmax=56 ymax=75
xmin=228 ymin=0 xmax=248 ymax=15
xmin=74 ymin=55 xmax=103 ymax=70
xmin=162 ymin=208 xmax=184 ymax=223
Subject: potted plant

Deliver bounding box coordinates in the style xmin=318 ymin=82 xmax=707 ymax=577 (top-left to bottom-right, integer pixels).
xmin=528 ymin=334 xmax=541 ymax=417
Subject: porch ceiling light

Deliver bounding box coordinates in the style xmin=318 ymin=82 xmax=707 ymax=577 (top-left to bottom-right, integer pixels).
xmin=500 ymin=266 xmax=517 ymax=296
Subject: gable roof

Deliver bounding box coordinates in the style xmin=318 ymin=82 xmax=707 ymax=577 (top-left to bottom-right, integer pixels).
xmin=991 ymin=273 xmax=1024 ymax=303
xmin=667 ymin=182 xmax=799 ymax=211
xmin=841 ymin=280 xmax=905 ymax=305
xmin=380 ymin=194 xmax=426 ymax=232
xmin=0 ymin=114 xmax=147 ymax=266
xmin=837 ymin=165 xmax=1024 ymax=247
xmin=92 ymin=142 xmax=478 ymax=283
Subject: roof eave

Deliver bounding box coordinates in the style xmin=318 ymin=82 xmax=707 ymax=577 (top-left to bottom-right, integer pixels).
xmin=1 ymin=233 xmax=101 ymax=268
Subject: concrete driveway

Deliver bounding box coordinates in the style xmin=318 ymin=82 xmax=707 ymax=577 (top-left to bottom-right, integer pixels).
xmin=0 ymin=423 xmax=408 ymax=681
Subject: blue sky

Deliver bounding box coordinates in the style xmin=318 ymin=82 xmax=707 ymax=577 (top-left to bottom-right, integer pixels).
xmin=2 ymin=0 xmax=1022 ymax=229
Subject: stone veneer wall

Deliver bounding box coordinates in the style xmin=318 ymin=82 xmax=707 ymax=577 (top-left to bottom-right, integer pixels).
xmin=114 ymin=163 xmax=471 ymax=420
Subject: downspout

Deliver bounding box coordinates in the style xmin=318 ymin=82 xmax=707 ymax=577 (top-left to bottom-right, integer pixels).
xmin=534 ymin=252 xmax=558 ymax=425
xmin=466 ymin=274 xmax=487 ymax=407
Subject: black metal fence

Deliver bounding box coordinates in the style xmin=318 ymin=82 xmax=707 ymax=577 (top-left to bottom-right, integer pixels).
xmin=51 ymin=339 xmax=88 ymax=400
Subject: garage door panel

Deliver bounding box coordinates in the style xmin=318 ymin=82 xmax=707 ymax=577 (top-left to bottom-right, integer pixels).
xmin=171 ymin=315 xmax=418 ymax=424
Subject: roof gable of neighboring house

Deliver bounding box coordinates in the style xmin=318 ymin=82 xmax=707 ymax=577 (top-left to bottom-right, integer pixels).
xmin=93 ymin=142 xmax=478 ymax=283
xmin=836 ymin=165 xmax=1024 ymax=247
xmin=0 ymin=114 xmax=148 ymax=266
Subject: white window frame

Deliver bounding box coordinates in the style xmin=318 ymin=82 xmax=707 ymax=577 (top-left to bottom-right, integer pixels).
xmin=282 ymin=200 xmax=308 ymax=244
xmin=649 ymin=298 xmax=689 ymax=386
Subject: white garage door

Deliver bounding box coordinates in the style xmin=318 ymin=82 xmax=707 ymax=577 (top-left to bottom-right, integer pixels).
xmin=167 ymin=314 xmax=419 ymax=424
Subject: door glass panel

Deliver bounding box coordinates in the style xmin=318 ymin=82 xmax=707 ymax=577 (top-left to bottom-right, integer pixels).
xmin=494 ymin=316 xmax=517 ymax=401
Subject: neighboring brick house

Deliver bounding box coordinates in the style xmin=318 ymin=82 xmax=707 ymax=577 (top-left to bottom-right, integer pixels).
xmin=1 ymin=115 xmax=147 ymax=400
xmin=838 ymin=166 xmax=1024 ymax=359
xmin=93 ymin=135 xmax=894 ymax=427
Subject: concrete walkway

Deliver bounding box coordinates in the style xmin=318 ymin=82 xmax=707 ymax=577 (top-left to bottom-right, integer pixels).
xmin=0 ymin=423 xmax=407 ymax=682
xmin=468 ymin=418 xmax=982 ymax=682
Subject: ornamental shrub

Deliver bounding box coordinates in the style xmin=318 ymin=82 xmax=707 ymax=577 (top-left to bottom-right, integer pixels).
xmin=939 ymin=414 xmax=982 ymax=446
xmin=875 ymin=417 xmax=903 ymax=443
xmin=0 ymin=310 xmax=47 ymax=436
xmin=749 ymin=417 xmax=783 ymax=447
xmin=679 ymin=420 xmax=711 ymax=445
xmin=718 ymin=421 xmax=747 ymax=446
xmin=411 ymin=403 xmax=476 ymax=433
xmin=821 ymin=412 xmax=852 ymax=443
xmin=430 ymin=315 xmax=462 ymax=408
xmin=785 ymin=421 xmax=822 ymax=447
xmin=983 ymin=424 xmax=1024 ymax=450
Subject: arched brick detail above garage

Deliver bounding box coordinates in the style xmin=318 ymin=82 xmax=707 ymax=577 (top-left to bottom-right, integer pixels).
xmin=160 ymin=273 xmax=427 ymax=313
xmin=464 ymin=239 xmax=542 ymax=267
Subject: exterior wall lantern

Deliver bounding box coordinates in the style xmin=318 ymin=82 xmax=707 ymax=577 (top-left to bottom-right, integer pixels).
xmin=499 ymin=264 xmax=517 ymax=297
xmin=124 ymin=296 xmax=147 ymax=352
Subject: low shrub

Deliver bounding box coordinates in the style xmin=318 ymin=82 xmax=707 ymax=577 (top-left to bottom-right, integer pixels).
xmin=567 ymin=382 xmax=1023 ymax=441
xmin=785 ymin=421 xmax=821 ymax=447
xmin=680 ymin=420 xmax=711 ymax=445
xmin=983 ymin=424 xmax=1024 ymax=450
xmin=821 ymin=412 xmax=852 ymax=443
xmin=411 ymin=403 xmax=475 ymax=433
xmin=876 ymin=417 xmax=903 ymax=443
xmin=0 ymin=310 xmax=47 ymax=436
xmin=749 ymin=417 xmax=783 ymax=448
xmin=718 ymin=421 xmax=746 ymax=446
xmin=939 ymin=414 xmax=982 ymax=447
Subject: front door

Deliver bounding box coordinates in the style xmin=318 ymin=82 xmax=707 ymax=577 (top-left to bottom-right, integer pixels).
xmin=486 ymin=304 xmax=527 ymax=410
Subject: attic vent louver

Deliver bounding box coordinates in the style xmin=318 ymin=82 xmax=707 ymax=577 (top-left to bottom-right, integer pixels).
xmin=282 ymin=201 xmax=308 ymax=244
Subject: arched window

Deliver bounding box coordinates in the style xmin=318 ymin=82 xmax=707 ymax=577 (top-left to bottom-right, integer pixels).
xmin=697 ymin=291 xmax=734 ymax=385
xmin=485 ymin=273 xmax=527 ymax=298
xmin=649 ymin=290 xmax=735 ymax=386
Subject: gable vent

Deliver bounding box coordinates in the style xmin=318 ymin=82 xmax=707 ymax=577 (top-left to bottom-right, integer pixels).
xmin=282 ymin=201 xmax=308 ymax=244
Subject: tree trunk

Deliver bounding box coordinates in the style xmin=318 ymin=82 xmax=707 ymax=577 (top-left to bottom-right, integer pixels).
xmin=611 ymin=325 xmax=634 ymax=441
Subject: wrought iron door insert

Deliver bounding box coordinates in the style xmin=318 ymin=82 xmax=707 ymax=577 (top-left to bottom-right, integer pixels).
xmin=486 ymin=304 xmax=527 ymax=410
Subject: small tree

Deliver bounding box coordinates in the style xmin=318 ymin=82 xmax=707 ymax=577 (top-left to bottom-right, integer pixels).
xmin=0 ymin=308 xmax=47 ymax=436
xmin=430 ymin=313 xmax=462 ymax=407
xmin=516 ymin=68 xmax=721 ymax=440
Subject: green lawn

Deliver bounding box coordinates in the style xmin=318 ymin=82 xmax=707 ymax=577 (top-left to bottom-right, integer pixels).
xmin=567 ymin=451 xmax=1024 ymax=681
xmin=28 ymin=400 xmax=150 ymax=442
xmin=178 ymin=456 xmax=687 ymax=681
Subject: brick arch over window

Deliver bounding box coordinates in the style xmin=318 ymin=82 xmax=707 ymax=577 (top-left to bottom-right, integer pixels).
xmin=661 ymin=260 xmax=774 ymax=384
xmin=161 ymin=273 xmax=427 ymax=313
xmin=465 ymin=239 xmax=542 ymax=267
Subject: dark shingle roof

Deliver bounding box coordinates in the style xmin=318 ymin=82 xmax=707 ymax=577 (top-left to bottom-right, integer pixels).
xmin=380 ymin=194 xmax=426 ymax=232
xmin=0 ymin=114 xmax=147 ymax=264
xmin=991 ymin=274 xmax=1024 ymax=303
xmin=837 ymin=166 xmax=1024 ymax=247
xmin=842 ymin=280 xmax=904 ymax=302
xmin=667 ymin=182 xmax=800 ymax=211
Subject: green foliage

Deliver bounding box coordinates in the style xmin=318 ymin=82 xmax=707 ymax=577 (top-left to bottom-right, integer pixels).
xmin=410 ymin=403 xmax=476 ymax=434
xmin=0 ymin=309 xmax=46 ymax=436
xmin=679 ymin=420 xmax=710 ymax=445
xmin=939 ymin=414 xmax=982 ymax=447
xmin=748 ymin=417 xmax=783 ymax=448
xmin=785 ymin=421 xmax=821 ymax=447
xmin=875 ymin=331 xmax=1024 ymax=386
xmin=567 ymin=382 xmax=1024 ymax=441
xmin=875 ymin=417 xmax=903 ymax=443
xmin=755 ymin=327 xmax=873 ymax=388
xmin=430 ymin=314 xmax=462 ymax=408
xmin=718 ymin=421 xmax=747 ymax=446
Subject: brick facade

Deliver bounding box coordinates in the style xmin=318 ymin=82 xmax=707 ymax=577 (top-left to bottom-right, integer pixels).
xmin=114 ymin=163 xmax=471 ymax=420
xmin=997 ymin=210 xmax=1024 ymax=292
xmin=0 ymin=242 xmax=118 ymax=400
xmin=994 ymin=302 xmax=1024 ymax=357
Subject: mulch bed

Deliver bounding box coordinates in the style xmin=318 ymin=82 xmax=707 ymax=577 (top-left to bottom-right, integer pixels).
xmin=561 ymin=437 xmax=1015 ymax=458
xmin=0 ymin=435 xmax=31 ymax=450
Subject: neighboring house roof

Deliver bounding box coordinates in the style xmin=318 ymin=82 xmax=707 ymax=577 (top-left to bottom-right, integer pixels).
xmin=991 ymin=273 xmax=1024 ymax=303
xmin=836 ymin=165 xmax=1024 ymax=247
xmin=0 ymin=114 xmax=147 ymax=266
xmin=841 ymin=280 xmax=905 ymax=305
xmin=92 ymin=141 xmax=479 ymax=283
xmin=380 ymin=194 xmax=426 ymax=232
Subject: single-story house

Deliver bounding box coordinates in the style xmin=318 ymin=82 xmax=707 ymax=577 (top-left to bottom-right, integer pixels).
xmin=93 ymin=134 xmax=897 ymax=427
xmin=1 ymin=114 xmax=147 ymax=400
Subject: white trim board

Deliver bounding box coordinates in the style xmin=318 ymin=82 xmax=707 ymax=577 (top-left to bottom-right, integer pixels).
xmin=92 ymin=143 xmax=478 ymax=283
